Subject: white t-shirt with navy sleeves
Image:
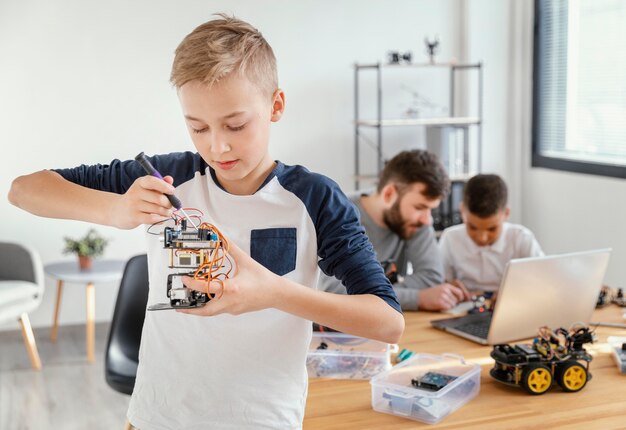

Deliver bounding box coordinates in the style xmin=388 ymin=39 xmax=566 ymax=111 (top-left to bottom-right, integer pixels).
xmin=53 ymin=152 xmax=400 ymax=430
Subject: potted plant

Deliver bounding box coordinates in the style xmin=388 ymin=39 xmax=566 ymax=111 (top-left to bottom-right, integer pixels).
xmin=63 ymin=229 xmax=109 ymax=270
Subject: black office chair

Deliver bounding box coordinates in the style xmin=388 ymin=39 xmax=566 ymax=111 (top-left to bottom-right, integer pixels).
xmin=105 ymin=254 xmax=149 ymax=395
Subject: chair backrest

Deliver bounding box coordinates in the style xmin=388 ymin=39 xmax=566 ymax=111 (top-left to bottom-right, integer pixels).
xmin=0 ymin=242 xmax=44 ymax=310
xmin=105 ymin=254 xmax=149 ymax=395
xmin=0 ymin=242 xmax=43 ymax=286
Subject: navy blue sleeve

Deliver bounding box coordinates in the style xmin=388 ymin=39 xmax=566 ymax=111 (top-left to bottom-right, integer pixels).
xmin=51 ymin=152 xmax=207 ymax=194
xmin=277 ymin=165 xmax=401 ymax=313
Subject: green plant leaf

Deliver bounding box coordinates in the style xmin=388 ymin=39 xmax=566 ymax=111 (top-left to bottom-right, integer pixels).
xmin=62 ymin=229 xmax=109 ymax=257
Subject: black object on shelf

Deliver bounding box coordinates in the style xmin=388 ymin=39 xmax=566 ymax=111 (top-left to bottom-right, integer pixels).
xmin=432 ymin=180 xmax=465 ymax=232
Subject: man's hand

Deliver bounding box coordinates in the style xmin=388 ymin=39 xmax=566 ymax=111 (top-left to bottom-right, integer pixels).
xmin=418 ymin=282 xmax=472 ymax=311
xmin=110 ymin=175 xmax=176 ymax=229
xmin=176 ymin=238 xmax=279 ymax=317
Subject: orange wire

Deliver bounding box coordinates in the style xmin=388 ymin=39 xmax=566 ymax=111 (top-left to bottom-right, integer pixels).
xmin=190 ymin=222 xmax=233 ymax=301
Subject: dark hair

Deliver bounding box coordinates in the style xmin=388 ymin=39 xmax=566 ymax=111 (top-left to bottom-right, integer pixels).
xmin=463 ymin=174 xmax=508 ymax=217
xmin=377 ymin=150 xmax=450 ymax=199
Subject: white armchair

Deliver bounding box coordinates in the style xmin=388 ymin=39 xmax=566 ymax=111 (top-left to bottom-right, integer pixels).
xmin=0 ymin=242 xmax=44 ymax=370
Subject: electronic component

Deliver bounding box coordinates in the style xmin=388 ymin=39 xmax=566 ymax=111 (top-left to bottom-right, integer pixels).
xmin=147 ymin=211 xmax=232 ymax=311
xmin=411 ymin=372 xmax=458 ymax=391
xmin=597 ymin=286 xmax=611 ymax=308
xmin=596 ymin=286 xmax=625 ymax=308
xmin=467 ymin=295 xmax=489 ymax=314
xmin=396 ymin=348 xmax=415 ymax=363
xmin=382 ymin=391 xmax=451 ymax=420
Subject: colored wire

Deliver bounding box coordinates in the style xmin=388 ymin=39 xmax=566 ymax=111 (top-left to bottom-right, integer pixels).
xmin=146 ymin=216 xmax=176 ymax=235
xmin=190 ymin=221 xmax=233 ymax=300
xmin=173 ymin=207 xmax=205 ymax=229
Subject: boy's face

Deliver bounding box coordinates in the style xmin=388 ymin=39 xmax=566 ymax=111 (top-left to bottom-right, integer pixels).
xmin=178 ymin=75 xmax=284 ymax=195
xmin=461 ymin=204 xmax=510 ymax=247
xmin=383 ymin=182 xmax=440 ymax=240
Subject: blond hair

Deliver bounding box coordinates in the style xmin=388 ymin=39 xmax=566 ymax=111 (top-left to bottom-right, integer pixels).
xmin=170 ymin=14 xmax=278 ymax=97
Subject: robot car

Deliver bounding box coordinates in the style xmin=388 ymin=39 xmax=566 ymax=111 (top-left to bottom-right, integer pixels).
xmin=489 ymin=324 xmax=595 ymax=395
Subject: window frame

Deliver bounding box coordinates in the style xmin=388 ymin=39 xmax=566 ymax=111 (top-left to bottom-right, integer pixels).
xmin=531 ymin=0 xmax=626 ymax=179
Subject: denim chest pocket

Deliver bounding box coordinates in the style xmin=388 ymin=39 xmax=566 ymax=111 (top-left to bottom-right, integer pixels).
xmin=250 ymin=228 xmax=297 ymax=276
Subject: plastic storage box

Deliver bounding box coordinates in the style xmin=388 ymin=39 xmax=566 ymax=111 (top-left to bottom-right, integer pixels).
xmin=306 ymin=332 xmax=397 ymax=379
xmin=608 ymin=336 xmax=626 ymax=374
xmin=370 ymin=353 xmax=480 ymax=424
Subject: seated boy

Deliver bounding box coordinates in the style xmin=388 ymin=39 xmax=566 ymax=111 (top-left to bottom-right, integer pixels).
xmin=438 ymin=174 xmax=544 ymax=293
xmin=8 ymin=14 xmax=403 ymax=430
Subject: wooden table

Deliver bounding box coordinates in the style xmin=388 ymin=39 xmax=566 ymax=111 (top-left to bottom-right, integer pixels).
xmin=303 ymin=306 xmax=626 ymax=429
xmin=44 ymin=259 xmax=125 ymax=363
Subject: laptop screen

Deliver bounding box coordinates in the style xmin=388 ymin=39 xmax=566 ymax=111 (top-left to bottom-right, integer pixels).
xmin=432 ymin=249 xmax=611 ymax=345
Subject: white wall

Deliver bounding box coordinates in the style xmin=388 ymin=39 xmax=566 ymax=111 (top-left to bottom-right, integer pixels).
xmin=522 ymin=170 xmax=626 ymax=287
xmin=467 ymin=0 xmax=626 ymax=287
xmin=465 ymin=0 xmax=522 ymax=217
xmin=0 ymin=0 xmax=462 ymax=330
xmin=516 ymin=1 xmax=626 ymax=286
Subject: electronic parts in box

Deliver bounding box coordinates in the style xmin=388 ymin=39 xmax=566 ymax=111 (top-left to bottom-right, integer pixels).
xmin=370 ymin=353 xmax=480 ymax=424
xmin=306 ymin=332 xmax=397 ymax=380
xmin=608 ymin=336 xmax=626 ymax=374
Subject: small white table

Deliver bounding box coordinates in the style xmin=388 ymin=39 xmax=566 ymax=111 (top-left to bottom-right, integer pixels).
xmin=44 ymin=260 xmax=125 ymax=363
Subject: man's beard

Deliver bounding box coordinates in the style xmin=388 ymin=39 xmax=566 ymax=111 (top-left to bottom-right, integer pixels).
xmin=383 ymin=200 xmax=423 ymax=240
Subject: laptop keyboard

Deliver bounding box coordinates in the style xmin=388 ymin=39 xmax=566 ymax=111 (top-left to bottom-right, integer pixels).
xmin=455 ymin=317 xmax=492 ymax=339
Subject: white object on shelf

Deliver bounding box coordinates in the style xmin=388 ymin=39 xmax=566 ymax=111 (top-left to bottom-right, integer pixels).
xmin=355 ymin=116 xmax=480 ymax=127
xmin=370 ymin=353 xmax=480 ymax=424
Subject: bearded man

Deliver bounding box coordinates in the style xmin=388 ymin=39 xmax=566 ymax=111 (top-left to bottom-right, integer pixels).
xmin=318 ymin=150 xmax=470 ymax=311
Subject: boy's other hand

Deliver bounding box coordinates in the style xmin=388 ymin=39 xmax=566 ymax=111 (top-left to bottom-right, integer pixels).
xmin=177 ymin=238 xmax=279 ymax=317
xmin=418 ymin=282 xmax=471 ymax=311
xmin=449 ymin=279 xmax=472 ymax=301
xmin=111 ymin=175 xmax=176 ymax=229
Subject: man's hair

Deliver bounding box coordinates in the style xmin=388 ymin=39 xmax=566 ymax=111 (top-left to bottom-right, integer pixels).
xmin=377 ymin=150 xmax=450 ymax=200
xmin=170 ymin=14 xmax=278 ymax=97
xmin=463 ymin=174 xmax=508 ymax=217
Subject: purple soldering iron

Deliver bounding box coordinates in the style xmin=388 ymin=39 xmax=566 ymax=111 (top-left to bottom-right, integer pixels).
xmin=135 ymin=152 xmax=198 ymax=229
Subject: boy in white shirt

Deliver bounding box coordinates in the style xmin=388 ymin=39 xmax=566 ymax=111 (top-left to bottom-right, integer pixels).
xmin=8 ymin=14 xmax=403 ymax=430
xmin=439 ymin=174 xmax=543 ymax=292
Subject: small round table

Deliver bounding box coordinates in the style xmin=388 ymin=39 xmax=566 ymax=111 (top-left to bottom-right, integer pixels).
xmin=44 ymin=259 xmax=126 ymax=363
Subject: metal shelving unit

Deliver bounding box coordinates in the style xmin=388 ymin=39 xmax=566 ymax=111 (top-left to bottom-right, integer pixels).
xmin=353 ymin=62 xmax=483 ymax=190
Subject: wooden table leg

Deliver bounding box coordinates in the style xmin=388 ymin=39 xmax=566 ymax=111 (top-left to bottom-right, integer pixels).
xmin=51 ymin=280 xmax=64 ymax=341
xmin=86 ymin=282 xmax=95 ymax=363
xmin=19 ymin=313 xmax=42 ymax=370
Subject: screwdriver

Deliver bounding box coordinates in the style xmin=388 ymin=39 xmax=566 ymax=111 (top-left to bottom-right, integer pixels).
xmin=134 ymin=152 xmax=198 ymax=229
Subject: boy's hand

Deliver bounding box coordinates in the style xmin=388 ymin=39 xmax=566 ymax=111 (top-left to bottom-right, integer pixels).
xmin=449 ymin=279 xmax=472 ymax=300
xmin=177 ymin=239 xmax=279 ymax=316
xmin=418 ymin=282 xmax=471 ymax=311
xmin=111 ymin=175 xmax=176 ymax=229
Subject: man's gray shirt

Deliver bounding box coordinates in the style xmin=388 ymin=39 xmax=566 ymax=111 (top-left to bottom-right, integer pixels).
xmin=318 ymin=192 xmax=444 ymax=310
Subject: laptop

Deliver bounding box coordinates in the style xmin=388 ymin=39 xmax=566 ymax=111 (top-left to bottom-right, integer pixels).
xmin=431 ymin=248 xmax=611 ymax=345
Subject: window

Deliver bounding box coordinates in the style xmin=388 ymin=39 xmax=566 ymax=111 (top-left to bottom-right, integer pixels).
xmin=532 ymin=0 xmax=626 ymax=178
